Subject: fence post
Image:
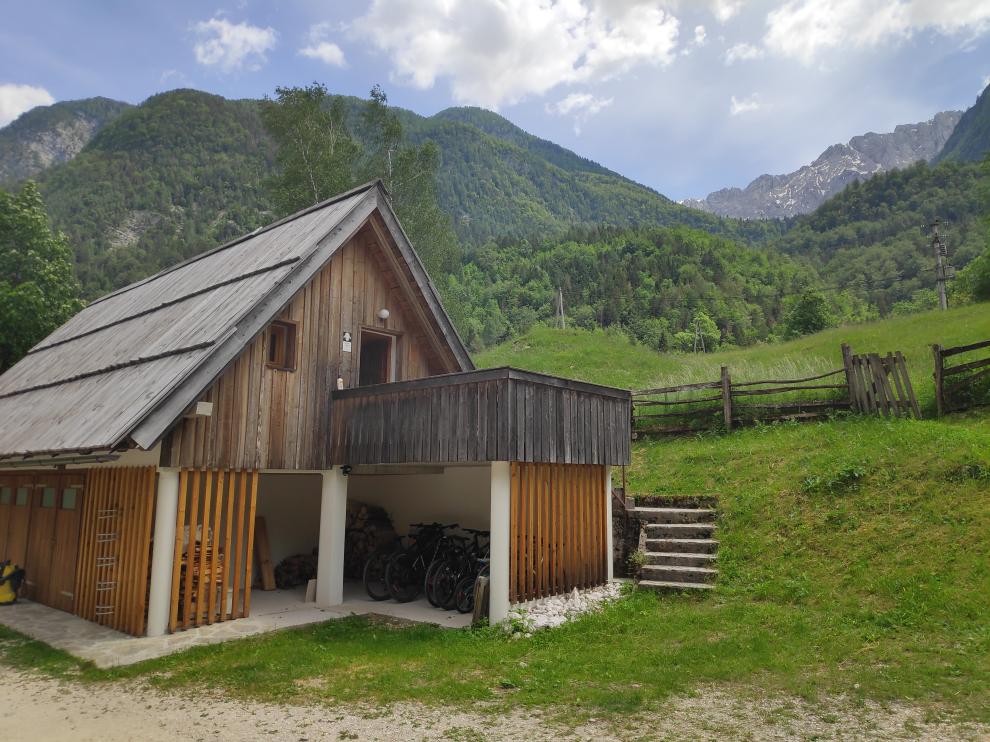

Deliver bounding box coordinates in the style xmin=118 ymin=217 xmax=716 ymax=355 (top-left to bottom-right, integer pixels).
xmin=720 ymin=365 xmax=732 ymax=432
xmin=841 ymin=343 xmax=856 ymax=412
xmin=932 ymin=344 xmax=944 ymax=418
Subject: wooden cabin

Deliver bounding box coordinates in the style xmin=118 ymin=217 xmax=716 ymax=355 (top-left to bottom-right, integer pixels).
xmin=0 ymin=182 xmax=630 ymax=637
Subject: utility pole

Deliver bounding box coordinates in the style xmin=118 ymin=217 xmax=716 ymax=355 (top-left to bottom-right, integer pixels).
xmin=557 ymin=287 xmax=566 ymax=329
xmin=930 ymin=218 xmax=952 ymax=311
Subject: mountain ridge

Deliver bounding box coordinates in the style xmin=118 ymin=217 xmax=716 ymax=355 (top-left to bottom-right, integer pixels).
xmin=0 ymin=97 xmax=131 ymax=183
xmin=684 ymin=110 xmax=962 ymax=219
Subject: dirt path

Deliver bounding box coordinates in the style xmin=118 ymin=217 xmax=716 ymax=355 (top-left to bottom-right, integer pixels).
xmin=6 ymin=669 xmax=988 ymax=741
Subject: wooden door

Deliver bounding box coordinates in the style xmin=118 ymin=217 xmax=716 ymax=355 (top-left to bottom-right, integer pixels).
xmin=24 ymin=475 xmax=59 ymax=601
xmin=0 ymin=477 xmax=13 ymax=559
xmin=49 ymin=473 xmax=85 ymax=612
xmin=5 ymin=476 xmax=33 ymax=568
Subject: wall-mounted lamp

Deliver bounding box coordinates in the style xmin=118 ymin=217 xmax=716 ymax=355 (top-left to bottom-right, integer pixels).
xmin=376 ymin=308 xmax=390 ymax=321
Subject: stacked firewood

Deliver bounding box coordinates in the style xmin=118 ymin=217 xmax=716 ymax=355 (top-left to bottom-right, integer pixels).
xmin=274 ymin=549 xmax=317 ymax=589
xmin=343 ymin=500 xmax=397 ymax=578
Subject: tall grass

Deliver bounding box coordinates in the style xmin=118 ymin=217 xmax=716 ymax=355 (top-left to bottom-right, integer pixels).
xmin=476 ymin=302 xmax=990 ymax=412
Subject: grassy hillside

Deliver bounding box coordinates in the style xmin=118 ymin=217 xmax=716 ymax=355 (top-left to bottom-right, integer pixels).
xmin=475 ymin=302 xmax=990 ymax=409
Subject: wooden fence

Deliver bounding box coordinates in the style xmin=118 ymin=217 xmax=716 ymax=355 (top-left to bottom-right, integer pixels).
xmin=632 ymin=344 xmax=918 ymax=438
xmin=933 ymin=339 xmax=990 ymax=416
xmin=168 ymin=469 xmax=258 ymax=632
xmin=509 ymin=462 xmax=608 ymax=603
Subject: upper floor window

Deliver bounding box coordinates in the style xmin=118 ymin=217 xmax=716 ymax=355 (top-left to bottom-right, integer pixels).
xmin=266 ymin=320 xmax=297 ymax=371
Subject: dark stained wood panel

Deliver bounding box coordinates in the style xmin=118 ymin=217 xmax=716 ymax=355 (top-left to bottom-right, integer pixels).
xmin=330 ymin=368 xmax=631 ymax=466
xmin=161 ymin=226 xmax=457 ymax=471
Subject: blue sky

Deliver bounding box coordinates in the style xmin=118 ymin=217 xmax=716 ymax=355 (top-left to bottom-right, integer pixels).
xmin=2 ymin=1 xmax=989 ymax=200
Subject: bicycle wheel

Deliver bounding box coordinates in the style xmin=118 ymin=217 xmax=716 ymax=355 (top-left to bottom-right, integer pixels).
xmin=362 ymin=546 xmax=394 ymax=601
xmin=385 ymin=552 xmax=421 ymax=603
xmin=423 ymin=558 xmax=447 ymax=607
xmin=453 ymin=575 xmax=476 ymax=614
xmin=434 ymin=562 xmax=462 ymax=610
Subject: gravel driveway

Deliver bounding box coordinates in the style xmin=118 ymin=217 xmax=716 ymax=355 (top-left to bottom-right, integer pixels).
xmin=8 ymin=669 xmax=988 ymax=741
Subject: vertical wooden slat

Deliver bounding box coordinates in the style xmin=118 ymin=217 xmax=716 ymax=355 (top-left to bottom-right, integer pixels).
xmin=168 ymin=469 xmax=189 ymax=633
xmin=207 ymin=469 xmax=225 ymax=624
xmin=242 ymin=471 xmax=259 ymax=617
xmin=897 ymin=352 xmax=922 ymax=419
xmin=231 ymin=471 xmax=247 ymax=618
xmin=183 ymin=469 xmax=200 ymax=629
xmin=220 ymin=470 xmax=235 ymax=621
xmin=195 ymin=470 xmax=214 ymax=627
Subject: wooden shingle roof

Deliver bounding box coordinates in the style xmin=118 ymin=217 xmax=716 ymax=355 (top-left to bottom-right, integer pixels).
xmin=0 ymin=182 xmax=472 ymax=459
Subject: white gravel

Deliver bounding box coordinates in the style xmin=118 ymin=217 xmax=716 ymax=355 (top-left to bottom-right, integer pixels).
xmin=506 ymin=582 xmax=623 ymax=634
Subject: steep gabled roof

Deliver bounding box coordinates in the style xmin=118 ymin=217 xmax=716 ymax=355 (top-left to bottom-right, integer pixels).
xmin=0 ymin=182 xmax=472 ymax=459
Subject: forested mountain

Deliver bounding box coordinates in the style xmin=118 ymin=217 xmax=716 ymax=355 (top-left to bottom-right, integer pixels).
xmin=6 ymin=88 xmax=784 ymax=298
xmin=773 ymin=159 xmax=988 ymax=314
xmin=2 ymin=85 xmax=987 ymax=354
xmin=443 ymin=225 xmax=815 ymax=351
xmin=684 ymin=111 xmax=961 ymax=219
xmin=0 ymin=97 xmax=130 ymax=182
xmin=936 ymin=84 xmax=990 ymax=164
xmin=34 ymin=90 xmax=276 ymax=296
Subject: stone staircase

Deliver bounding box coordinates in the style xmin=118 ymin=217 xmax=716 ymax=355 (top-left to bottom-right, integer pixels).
xmin=632 ymin=500 xmax=718 ymax=592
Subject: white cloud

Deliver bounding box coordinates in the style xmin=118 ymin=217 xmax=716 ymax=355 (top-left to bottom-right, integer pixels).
xmin=729 ymin=94 xmax=760 ymax=115
xmin=299 ymin=23 xmax=347 ymax=67
xmin=0 ymin=83 xmax=55 ymax=126
xmin=546 ymin=91 xmax=613 ymax=134
xmin=724 ymin=42 xmax=764 ymax=65
xmin=192 ymin=17 xmax=277 ymax=72
xmin=352 ymin=0 xmax=680 ymax=109
xmin=710 ymin=0 xmax=742 ymax=23
xmin=764 ymin=0 xmax=990 ymax=65
xmin=694 ymin=25 xmax=707 ymax=46
xmin=300 ymin=41 xmax=346 ymax=66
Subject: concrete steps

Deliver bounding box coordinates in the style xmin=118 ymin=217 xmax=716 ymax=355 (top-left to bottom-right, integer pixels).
xmin=643 ymin=551 xmax=715 ymax=568
xmin=632 ymin=502 xmax=718 ymax=593
xmin=646 ymin=538 xmax=719 ymax=554
xmin=631 ymin=507 xmax=715 ymax=524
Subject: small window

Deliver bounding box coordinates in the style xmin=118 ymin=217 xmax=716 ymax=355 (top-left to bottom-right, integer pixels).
xmin=15 ymin=488 xmax=28 ymax=506
xmin=62 ymin=489 xmax=77 ymax=510
xmin=266 ymin=321 xmax=297 ymax=371
xmin=0 ymin=487 xmax=10 ymax=505
xmin=41 ymin=487 xmax=56 ymax=508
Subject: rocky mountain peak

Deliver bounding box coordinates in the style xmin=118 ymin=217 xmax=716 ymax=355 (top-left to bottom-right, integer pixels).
xmin=683 ymin=110 xmax=962 ymax=219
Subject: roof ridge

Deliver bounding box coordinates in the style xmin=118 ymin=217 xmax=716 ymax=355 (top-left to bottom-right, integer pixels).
xmin=87 ymin=180 xmax=384 ymax=309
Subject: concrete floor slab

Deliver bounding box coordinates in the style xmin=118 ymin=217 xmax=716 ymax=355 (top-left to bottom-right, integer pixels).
xmin=0 ymin=581 xmax=472 ymax=669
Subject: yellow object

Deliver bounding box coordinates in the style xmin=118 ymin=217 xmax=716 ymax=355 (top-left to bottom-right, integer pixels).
xmin=0 ymin=561 xmax=25 ymax=605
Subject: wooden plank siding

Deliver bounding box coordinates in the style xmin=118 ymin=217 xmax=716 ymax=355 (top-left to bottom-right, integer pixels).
xmin=509 ymin=462 xmax=608 ymax=603
xmin=330 ymin=368 xmax=632 ymax=466
xmin=160 ymin=224 xmax=456 ymax=471
xmin=73 ymin=467 xmax=156 ymax=636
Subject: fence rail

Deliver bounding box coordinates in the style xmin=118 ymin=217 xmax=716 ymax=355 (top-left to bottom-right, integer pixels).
xmin=933 ymin=339 xmax=990 ymax=416
xmin=632 ymin=343 xmax=919 ymax=439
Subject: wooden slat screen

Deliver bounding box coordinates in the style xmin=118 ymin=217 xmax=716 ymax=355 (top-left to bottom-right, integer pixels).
xmin=74 ymin=467 xmax=155 ymax=636
xmin=168 ymin=469 xmax=258 ymax=632
xmin=509 ymin=462 xmax=607 ymax=603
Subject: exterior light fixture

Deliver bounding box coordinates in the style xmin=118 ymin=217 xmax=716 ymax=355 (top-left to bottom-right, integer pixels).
xmin=377 ymin=308 xmax=390 ymax=321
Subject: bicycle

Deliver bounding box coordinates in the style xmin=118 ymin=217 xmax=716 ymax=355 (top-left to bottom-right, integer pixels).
xmin=453 ymin=554 xmax=490 ymax=614
xmin=384 ymin=522 xmax=457 ymax=602
xmin=426 ymin=527 xmax=489 ymax=610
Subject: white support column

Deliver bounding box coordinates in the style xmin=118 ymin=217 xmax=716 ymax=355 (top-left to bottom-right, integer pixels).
xmin=489 ymin=461 xmax=511 ymax=624
xmin=316 ymin=467 xmax=348 ymax=607
xmin=146 ymin=468 xmax=179 ymax=637
xmin=605 ymin=466 xmax=614 ymax=582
